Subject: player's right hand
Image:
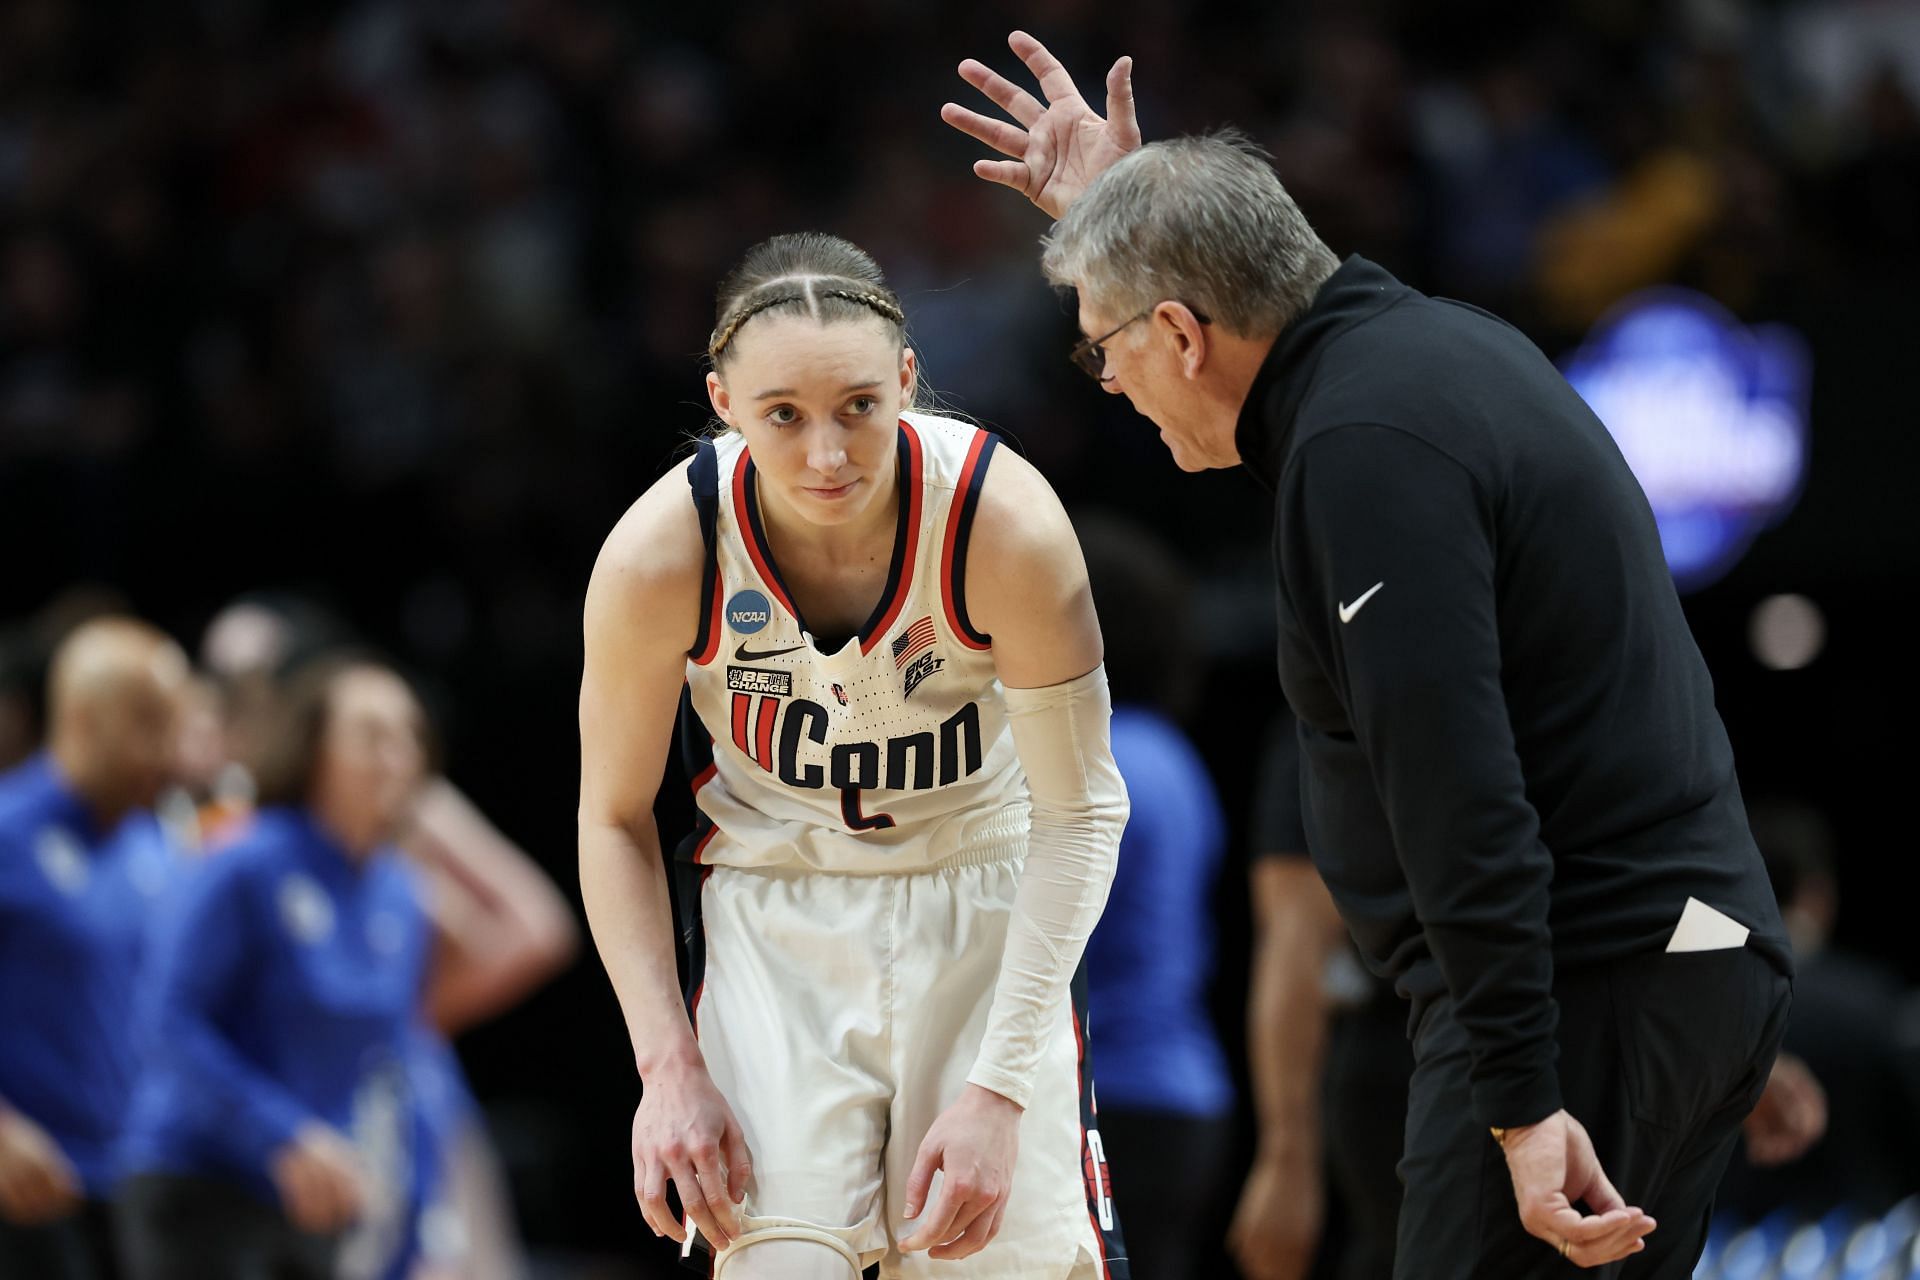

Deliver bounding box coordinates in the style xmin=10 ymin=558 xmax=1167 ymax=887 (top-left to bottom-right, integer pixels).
xmin=631 ymin=1061 xmax=752 ymax=1251
xmin=0 ymin=1105 xmax=82 ymax=1225
xmin=269 ymin=1123 xmax=366 ymax=1235
xmin=1226 ymin=1146 xmax=1323 ymax=1280
xmin=942 ymin=31 xmax=1141 ymax=220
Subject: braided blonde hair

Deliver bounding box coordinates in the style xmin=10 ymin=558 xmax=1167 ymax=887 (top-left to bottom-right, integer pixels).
xmin=708 ymin=234 xmax=912 ymax=369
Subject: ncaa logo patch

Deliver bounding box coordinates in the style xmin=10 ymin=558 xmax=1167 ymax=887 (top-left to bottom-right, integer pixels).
xmin=726 ymin=589 xmax=772 ymax=635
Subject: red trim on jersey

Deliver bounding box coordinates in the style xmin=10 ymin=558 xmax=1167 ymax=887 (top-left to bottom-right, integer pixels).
xmin=858 ymin=419 xmax=925 ymax=655
xmin=940 ymin=429 xmax=994 ymax=651
xmin=690 ymin=570 xmax=723 ymax=666
xmin=690 ymin=761 xmax=717 ymax=795
xmin=692 ymin=823 xmax=719 ymax=864
xmin=1073 ymin=1011 xmax=1115 ymax=1280
xmin=729 ymin=692 xmax=751 ymax=765
xmin=753 ymin=694 xmax=778 ymax=771
xmin=731 ymin=449 xmax=800 ymax=619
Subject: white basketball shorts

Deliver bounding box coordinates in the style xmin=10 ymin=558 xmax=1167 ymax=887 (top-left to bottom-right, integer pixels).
xmin=679 ymin=849 xmax=1128 ymax=1279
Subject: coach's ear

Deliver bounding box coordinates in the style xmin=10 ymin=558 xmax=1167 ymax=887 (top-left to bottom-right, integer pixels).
xmin=706 ymin=371 xmax=736 ymax=429
xmin=1153 ymin=301 xmax=1210 ymax=381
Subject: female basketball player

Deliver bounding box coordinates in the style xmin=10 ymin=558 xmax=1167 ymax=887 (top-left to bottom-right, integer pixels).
xmin=579 ymin=233 xmax=1130 ymax=1279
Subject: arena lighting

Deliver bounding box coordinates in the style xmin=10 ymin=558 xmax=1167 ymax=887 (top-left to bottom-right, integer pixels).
xmin=1560 ymin=289 xmax=1811 ymax=592
xmin=1749 ymin=593 xmax=1826 ymax=671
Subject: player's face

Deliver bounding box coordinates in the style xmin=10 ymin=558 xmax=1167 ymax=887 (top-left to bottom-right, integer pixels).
xmin=1078 ymin=298 xmax=1233 ymax=473
xmin=310 ymin=667 xmax=427 ymax=850
xmin=707 ymin=315 xmax=915 ymax=528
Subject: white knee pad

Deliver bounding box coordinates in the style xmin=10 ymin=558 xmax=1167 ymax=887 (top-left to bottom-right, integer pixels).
xmin=711 ymin=1218 xmax=864 ymax=1280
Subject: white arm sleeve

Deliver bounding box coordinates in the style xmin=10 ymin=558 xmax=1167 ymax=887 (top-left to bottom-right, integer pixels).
xmin=967 ymin=664 xmax=1129 ymax=1108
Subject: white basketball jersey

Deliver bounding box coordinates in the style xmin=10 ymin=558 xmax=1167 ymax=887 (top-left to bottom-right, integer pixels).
xmin=677 ymin=412 xmax=1029 ymax=874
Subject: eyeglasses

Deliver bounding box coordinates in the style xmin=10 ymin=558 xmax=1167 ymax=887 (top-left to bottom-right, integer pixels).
xmin=1068 ymin=304 xmax=1212 ymax=382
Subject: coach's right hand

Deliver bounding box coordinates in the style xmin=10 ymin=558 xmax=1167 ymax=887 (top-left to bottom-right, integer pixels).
xmin=942 ymin=31 xmax=1140 ymax=219
xmin=0 ymin=1104 xmax=81 ymax=1225
xmin=631 ymin=1059 xmax=752 ymax=1251
xmin=270 ymin=1123 xmax=366 ymax=1235
xmin=1498 ymin=1110 xmax=1656 ymax=1267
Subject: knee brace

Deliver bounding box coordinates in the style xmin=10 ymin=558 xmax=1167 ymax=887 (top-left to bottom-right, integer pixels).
xmin=710 ymin=1217 xmax=865 ymax=1280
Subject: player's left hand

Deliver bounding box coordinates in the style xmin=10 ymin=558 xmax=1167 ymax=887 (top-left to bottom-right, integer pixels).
xmin=898 ymin=1083 xmax=1022 ymax=1260
xmin=1499 ymin=1109 xmax=1657 ymax=1268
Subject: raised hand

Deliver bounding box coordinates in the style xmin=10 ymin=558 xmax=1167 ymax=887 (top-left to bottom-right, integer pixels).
xmin=1499 ymin=1110 xmax=1657 ymax=1268
xmin=941 ymin=31 xmax=1141 ymax=219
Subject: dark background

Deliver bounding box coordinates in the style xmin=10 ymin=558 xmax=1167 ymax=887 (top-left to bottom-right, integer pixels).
xmin=3 ymin=0 xmax=1916 ymax=1269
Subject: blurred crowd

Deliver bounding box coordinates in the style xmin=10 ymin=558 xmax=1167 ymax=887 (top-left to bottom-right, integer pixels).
xmin=4 ymin=0 xmax=1917 ymax=638
xmin=5 ymin=0 xmax=1920 ymax=1276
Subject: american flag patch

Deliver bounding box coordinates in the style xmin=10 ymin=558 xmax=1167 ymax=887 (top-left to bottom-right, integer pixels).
xmin=891 ymin=616 xmax=937 ymax=669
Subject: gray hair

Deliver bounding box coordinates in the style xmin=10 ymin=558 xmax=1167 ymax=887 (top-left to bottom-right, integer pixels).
xmin=1041 ymin=132 xmax=1340 ymax=337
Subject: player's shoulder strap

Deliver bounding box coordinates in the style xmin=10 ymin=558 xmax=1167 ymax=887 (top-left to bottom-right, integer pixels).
xmin=939 ymin=425 xmax=998 ymax=652
xmin=685 ymin=437 xmax=723 ymax=664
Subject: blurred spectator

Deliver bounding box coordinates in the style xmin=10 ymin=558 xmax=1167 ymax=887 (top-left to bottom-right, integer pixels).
xmin=116 ymin=657 xmax=435 ymax=1279
xmin=1717 ymin=801 xmax=1920 ymax=1218
xmin=396 ymin=778 xmax=579 ymax=1280
xmin=0 ymin=617 xmax=190 ymax=1279
xmin=187 ymin=600 xmax=579 ymax=1278
xmin=1078 ymin=512 xmax=1236 ymax=1280
xmin=1230 ymin=708 xmax=1410 ymax=1280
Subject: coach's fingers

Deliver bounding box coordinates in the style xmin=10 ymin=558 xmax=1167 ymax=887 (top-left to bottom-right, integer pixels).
xmin=1542 ymin=1206 xmax=1656 ymax=1264
xmin=1009 ymin=30 xmax=1082 ymax=107
xmin=723 ymin=1125 xmax=753 ymax=1204
xmin=1564 ymin=1231 xmax=1649 ymax=1268
xmin=973 ymin=159 xmax=1032 ymax=191
xmin=1575 ymin=1161 xmax=1628 ymax=1216
xmin=1105 ymin=57 xmax=1140 ymax=148
xmin=941 ymin=103 xmax=1031 ymax=159
xmin=957 ymin=58 xmax=1044 ymax=126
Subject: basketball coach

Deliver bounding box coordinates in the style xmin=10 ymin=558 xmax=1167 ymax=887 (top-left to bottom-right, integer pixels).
xmin=943 ymin=32 xmax=1795 ymax=1278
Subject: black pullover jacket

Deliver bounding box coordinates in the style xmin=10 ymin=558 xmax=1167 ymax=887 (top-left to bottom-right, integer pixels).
xmin=1238 ymin=256 xmax=1792 ymax=1128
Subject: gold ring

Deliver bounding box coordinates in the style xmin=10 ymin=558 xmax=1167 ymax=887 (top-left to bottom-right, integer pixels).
xmin=1560 ymin=1237 xmax=1574 ymax=1259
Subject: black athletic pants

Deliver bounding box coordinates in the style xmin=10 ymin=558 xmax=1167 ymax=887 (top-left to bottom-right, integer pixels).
xmin=1099 ymin=1108 xmax=1236 ymax=1280
xmin=0 ymin=1199 xmax=120 ymax=1280
xmin=1395 ymin=946 xmax=1790 ymax=1280
xmin=1324 ymin=996 xmax=1414 ymax=1280
xmin=114 ymin=1174 xmax=338 ymax=1280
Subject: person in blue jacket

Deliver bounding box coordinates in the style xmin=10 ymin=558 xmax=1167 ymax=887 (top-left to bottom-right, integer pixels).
xmin=116 ymin=655 xmax=436 ymax=1280
xmin=0 ymin=617 xmax=189 ymax=1280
